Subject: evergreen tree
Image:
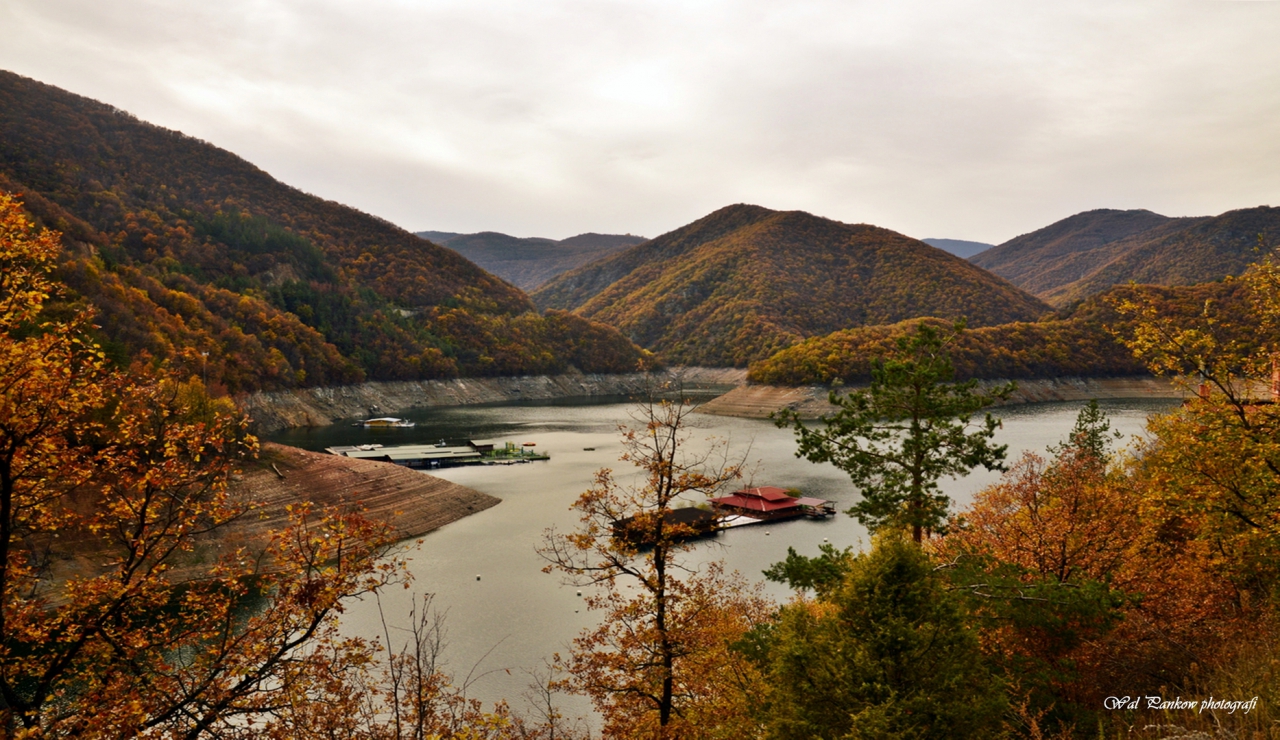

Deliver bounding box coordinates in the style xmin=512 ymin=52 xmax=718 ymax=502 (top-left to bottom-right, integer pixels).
xmin=759 ymin=535 xmax=1005 ymax=740
xmin=776 ymin=321 xmax=1013 ymax=542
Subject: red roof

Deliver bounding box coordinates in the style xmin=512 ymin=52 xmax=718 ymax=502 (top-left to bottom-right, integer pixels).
xmin=710 ymin=486 xmax=801 ymax=513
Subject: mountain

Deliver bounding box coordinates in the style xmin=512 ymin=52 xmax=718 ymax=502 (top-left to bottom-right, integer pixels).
xmin=971 ymin=207 xmax=1280 ymax=306
xmin=922 ymin=238 xmax=994 ymax=259
xmin=417 ymin=230 xmax=646 ymax=291
xmin=532 ymin=204 xmax=1051 ymax=367
xmin=417 ymin=230 xmax=464 ymax=243
xmin=1040 ymin=206 xmax=1280 ymax=305
xmin=0 ymin=70 xmax=648 ymax=392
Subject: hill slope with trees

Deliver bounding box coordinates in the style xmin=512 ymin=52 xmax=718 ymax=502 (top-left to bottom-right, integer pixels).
xmin=973 ymin=206 xmax=1280 ymax=306
xmin=0 ymin=70 xmax=648 ymax=392
xmin=416 ymin=230 xmax=645 ymax=291
xmin=533 ymin=204 xmax=1051 ymax=367
xmin=747 ymin=280 xmax=1251 ymax=386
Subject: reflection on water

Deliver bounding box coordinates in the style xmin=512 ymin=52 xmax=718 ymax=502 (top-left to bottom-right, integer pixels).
xmin=266 ymin=395 xmax=1179 ymax=720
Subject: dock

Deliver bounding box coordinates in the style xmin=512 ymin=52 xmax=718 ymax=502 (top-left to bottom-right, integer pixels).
xmin=709 ymin=486 xmax=836 ymax=523
xmin=325 ymin=440 xmax=549 ymax=469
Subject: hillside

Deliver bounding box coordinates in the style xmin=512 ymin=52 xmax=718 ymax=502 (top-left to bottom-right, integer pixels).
xmin=417 ymin=230 xmax=644 ymax=291
xmin=532 ymin=204 xmax=1051 ymax=367
xmin=1043 ymin=206 xmax=1280 ymax=305
xmin=746 ymin=280 xmax=1251 ymax=386
xmin=0 ymin=70 xmax=648 ymax=392
xmin=972 ymin=207 xmax=1280 ymax=306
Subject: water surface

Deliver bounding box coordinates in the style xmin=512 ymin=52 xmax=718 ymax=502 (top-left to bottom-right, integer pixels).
xmin=268 ymin=396 xmax=1178 ymax=719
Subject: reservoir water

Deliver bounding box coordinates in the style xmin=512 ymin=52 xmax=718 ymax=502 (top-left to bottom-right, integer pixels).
xmin=268 ymin=395 xmax=1179 ymax=721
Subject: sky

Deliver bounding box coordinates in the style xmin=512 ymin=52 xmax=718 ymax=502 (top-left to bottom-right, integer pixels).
xmin=2 ymin=0 xmax=1279 ymax=244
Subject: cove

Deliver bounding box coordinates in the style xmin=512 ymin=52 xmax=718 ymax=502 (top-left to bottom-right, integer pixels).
xmin=267 ymin=395 xmax=1179 ymax=719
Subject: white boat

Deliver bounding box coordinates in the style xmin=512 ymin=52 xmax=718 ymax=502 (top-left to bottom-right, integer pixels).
xmin=359 ymin=417 xmax=416 ymax=428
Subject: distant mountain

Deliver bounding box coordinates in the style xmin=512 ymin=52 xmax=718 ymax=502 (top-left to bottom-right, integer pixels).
xmin=532 ymin=204 xmax=1051 ymax=367
xmin=971 ymin=210 xmax=1188 ymax=298
xmin=417 ymin=230 xmax=464 ymax=243
xmin=922 ymin=238 xmax=994 ymax=259
xmin=417 ymin=230 xmax=646 ymax=291
xmin=970 ymin=207 xmax=1280 ymax=306
xmin=0 ymin=70 xmax=648 ymax=392
xmin=1041 ymin=206 xmax=1280 ymax=305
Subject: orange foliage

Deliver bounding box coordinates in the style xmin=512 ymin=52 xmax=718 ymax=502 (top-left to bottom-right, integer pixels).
xmin=0 ymin=71 xmax=648 ymax=393
xmin=535 ymin=204 xmax=1049 ymax=367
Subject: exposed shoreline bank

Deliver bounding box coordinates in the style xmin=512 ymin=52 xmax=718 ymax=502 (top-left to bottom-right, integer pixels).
xmin=695 ymin=376 xmax=1185 ymax=420
xmin=239 ymin=367 xmax=748 ymax=433
xmin=242 ymin=372 xmax=1184 ymax=433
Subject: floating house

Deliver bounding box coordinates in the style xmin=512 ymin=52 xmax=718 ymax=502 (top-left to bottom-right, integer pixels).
xmin=710 ymin=486 xmax=835 ymax=521
xmin=613 ymin=507 xmax=719 ymax=546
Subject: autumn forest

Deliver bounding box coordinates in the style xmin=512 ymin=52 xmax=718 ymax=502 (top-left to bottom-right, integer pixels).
xmin=2 ymin=67 xmax=1280 ymax=739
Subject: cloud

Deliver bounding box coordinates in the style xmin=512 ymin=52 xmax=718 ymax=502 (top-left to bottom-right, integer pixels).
xmin=2 ymin=0 xmax=1279 ymax=242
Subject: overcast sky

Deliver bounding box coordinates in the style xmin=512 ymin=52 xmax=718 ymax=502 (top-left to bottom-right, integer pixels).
xmin=2 ymin=0 xmax=1279 ymax=244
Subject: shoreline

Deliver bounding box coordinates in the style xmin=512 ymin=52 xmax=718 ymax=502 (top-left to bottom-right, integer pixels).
xmin=694 ymin=376 xmax=1185 ymax=420
xmin=238 ymin=367 xmax=748 ymax=433
xmin=240 ymin=370 xmax=1186 ymax=433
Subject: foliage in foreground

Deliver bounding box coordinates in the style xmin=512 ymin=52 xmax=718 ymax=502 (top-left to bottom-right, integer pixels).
xmin=540 ymin=394 xmax=772 ymax=740
xmin=0 ymin=192 xmax=578 ymax=739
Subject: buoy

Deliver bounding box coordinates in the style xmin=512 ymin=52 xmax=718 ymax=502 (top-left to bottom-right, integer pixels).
xmin=476 ymin=575 xmax=481 ymax=581
xmin=823 ymin=538 xmax=829 ymax=543
xmin=576 ymin=590 xmax=582 ymax=596
xmin=765 ymin=531 xmax=771 ymax=536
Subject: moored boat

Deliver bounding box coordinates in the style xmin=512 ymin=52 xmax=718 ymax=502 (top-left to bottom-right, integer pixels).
xmin=358 ymin=417 xmax=416 ymax=428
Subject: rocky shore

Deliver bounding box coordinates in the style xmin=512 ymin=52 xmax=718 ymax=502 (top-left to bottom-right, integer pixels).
xmin=695 ymin=376 xmax=1185 ymax=419
xmin=239 ymin=367 xmax=747 ymax=433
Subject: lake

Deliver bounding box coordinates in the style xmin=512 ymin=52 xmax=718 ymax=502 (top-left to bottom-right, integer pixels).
xmin=268 ymin=394 xmax=1179 ymax=721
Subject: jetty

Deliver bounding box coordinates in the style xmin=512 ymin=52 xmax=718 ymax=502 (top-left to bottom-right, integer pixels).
xmin=325 ymin=440 xmax=549 ymax=469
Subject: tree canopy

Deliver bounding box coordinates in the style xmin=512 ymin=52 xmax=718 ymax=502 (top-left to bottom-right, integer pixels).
xmin=776 ymin=321 xmax=1013 ymax=542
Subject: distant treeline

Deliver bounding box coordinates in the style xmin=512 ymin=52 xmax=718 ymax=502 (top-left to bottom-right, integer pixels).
xmin=747 ymin=281 xmax=1253 ymax=386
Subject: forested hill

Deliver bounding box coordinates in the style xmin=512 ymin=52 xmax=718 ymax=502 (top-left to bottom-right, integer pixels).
xmin=747 ymin=280 xmax=1252 ymax=386
xmin=0 ymin=70 xmax=648 ymax=392
xmin=416 ymin=230 xmax=645 ymax=291
xmin=972 ymin=206 xmax=1280 ymax=306
xmin=532 ymin=204 xmax=1051 ymax=367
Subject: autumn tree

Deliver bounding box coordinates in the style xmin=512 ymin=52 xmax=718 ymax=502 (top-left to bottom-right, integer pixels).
xmin=0 ymin=192 xmax=414 ymax=737
xmin=776 ymin=320 xmax=1013 ymax=542
xmin=538 ymin=392 xmax=770 ymax=739
xmin=1111 ymin=249 xmax=1280 ymax=599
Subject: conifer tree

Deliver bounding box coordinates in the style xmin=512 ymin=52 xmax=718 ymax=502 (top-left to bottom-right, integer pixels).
xmin=776 ymin=321 xmax=1012 ymax=542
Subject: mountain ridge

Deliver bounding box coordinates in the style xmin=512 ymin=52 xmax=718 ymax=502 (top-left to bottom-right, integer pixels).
xmin=534 ymin=204 xmax=1051 ymax=367
xmin=416 ymin=230 xmax=645 ymax=290
xmin=0 ymin=69 xmax=649 ymax=391
xmin=971 ymin=206 xmax=1280 ymax=305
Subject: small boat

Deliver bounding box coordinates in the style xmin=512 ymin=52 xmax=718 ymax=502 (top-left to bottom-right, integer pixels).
xmin=360 ymin=417 xmax=415 ymax=428
xmin=583 ymin=447 xmax=596 ymax=451
xmin=522 ymin=442 xmax=537 ymax=447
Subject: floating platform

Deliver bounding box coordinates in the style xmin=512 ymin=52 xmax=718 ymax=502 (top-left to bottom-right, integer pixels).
xmin=325 ymin=440 xmax=549 ymax=469
xmin=710 ymin=486 xmax=836 ymax=522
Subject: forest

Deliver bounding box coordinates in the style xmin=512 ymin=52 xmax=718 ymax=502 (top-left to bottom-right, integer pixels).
xmin=5 ymin=186 xmax=1278 ymax=738
xmin=747 ymin=279 xmax=1254 ymax=387
xmin=0 ymin=72 xmax=649 ymax=394
xmin=533 ymin=203 xmax=1051 ymax=367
